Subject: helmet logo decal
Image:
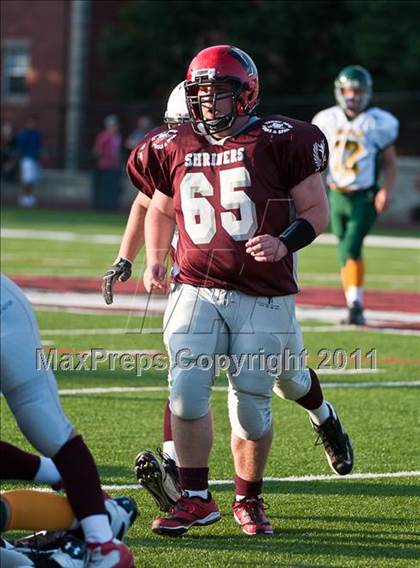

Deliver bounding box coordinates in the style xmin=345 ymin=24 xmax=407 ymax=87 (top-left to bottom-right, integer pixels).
xmin=313 ymin=139 xmax=327 ymax=171
xmin=262 ymin=120 xmax=293 ymax=135
xmin=192 ymin=68 xmax=216 ymax=81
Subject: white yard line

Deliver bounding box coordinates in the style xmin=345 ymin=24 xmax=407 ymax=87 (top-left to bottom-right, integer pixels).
xmin=3 ymin=228 xmax=419 ymax=249
xmin=102 ymin=470 xmax=420 ymax=490
xmin=58 ymin=380 xmax=419 ymax=397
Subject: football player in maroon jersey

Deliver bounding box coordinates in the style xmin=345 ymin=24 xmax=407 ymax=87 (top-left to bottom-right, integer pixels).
xmin=143 ymin=45 xmax=354 ymax=537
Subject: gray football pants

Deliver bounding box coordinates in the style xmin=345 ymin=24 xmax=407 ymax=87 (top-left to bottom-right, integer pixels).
xmin=0 ymin=274 xmax=73 ymax=457
xmin=163 ymin=283 xmax=311 ymax=440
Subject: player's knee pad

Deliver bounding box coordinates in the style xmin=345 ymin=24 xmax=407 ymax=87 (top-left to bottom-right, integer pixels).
xmin=228 ymin=388 xmax=272 ymax=441
xmin=273 ymin=368 xmax=311 ymax=401
xmin=168 ymin=363 xmax=212 ymax=420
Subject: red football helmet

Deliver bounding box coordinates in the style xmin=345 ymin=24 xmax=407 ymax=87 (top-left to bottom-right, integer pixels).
xmin=185 ymin=45 xmax=259 ymax=135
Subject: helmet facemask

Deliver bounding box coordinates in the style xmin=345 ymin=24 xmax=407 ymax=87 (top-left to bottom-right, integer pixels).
xmin=335 ymin=83 xmax=371 ymax=114
xmin=185 ymin=75 xmax=244 ymax=135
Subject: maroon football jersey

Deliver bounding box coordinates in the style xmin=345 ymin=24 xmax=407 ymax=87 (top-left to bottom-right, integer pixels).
xmin=126 ymin=125 xmax=168 ymax=197
xmin=143 ymin=116 xmax=328 ymax=296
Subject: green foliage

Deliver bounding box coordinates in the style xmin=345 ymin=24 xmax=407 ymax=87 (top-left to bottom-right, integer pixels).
xmin=100 ymin=0 xmax=420 ymax=100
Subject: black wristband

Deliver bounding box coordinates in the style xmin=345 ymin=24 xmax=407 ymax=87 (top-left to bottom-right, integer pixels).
xmin=278 ymin=218 xmax=316 ymax=253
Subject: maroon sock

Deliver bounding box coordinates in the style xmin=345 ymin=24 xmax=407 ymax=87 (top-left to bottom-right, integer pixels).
xmin=234 ymin=475 xmax=263 ymax=499
xmin=163 ymin=400 xmax=172 ymax=442
xmin=0 ymin=441 xmax=40 ymax=480
xmin=178 ymin=467 xmax=209 ymax=491
xmin=296 ymin=368 xmax=324 ymax=410
xmin=52 ymin=435 xmax=106 ymax=520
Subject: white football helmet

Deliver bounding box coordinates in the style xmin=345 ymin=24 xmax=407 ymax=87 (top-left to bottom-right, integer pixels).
xmin=164 ymin=81 xmax=190 ymax=128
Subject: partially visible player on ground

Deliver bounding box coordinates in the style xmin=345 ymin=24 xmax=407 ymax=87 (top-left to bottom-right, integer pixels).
xmin=1 ymin=442 xmax=137 ymax=539
xmin=143 ymin=44 xmax=354 ymax=536
xmin=0 ymin=487 xmax=137 ymax=567
xmin=0 ymin=274 xmax=134 ymax=568
xmin=312 ymin=65 xmax=399 ymax=325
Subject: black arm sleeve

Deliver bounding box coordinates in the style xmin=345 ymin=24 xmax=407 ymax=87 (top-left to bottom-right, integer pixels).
xmin=279 ymin=218 xmax=316 ymax=253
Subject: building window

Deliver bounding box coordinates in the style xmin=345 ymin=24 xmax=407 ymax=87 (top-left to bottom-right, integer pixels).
xmin=2 ymin=41 xmax=30 ymax=99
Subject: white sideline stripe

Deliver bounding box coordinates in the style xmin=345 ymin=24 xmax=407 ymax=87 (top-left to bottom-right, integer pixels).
xmin=24 ymin=289 xmax=169 ymax=313
xmin=1 ymin=228 xmax=122 ymax=244
xmin=41 ymin=328 xmax=162 ymax=335
xmin=300 ymin=325 xmax=420 ymax=336
xmin=40 ymin=325 xmax=420 ymax=337
xmin=23 ymin=289 xmax=420 ymax=324
xmin=100 ymin=470 xmax=420 ymax=490
xmin=3 ymin=228 xmax=420 ymax=249
xmin=316 ymin=233 xmax=420 ymax=249
xmin=28 ymin=470 xmax=420 ymax=493
xmin=295 ymin=306 xmax=420 ymax=324
xmin=58 ymin=380 xmax=419 ymax=396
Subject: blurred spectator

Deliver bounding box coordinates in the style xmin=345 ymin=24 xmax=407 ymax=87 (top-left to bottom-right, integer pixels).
xmin=124 ymin=115 xmax=154 ymax=152
xmin=1 ymin=122 xmax=18 ymax=182
xmin=15 ymin=117 xmax=43 ymax=208
xmin=92 ymin=114 xmax=122 ymax=210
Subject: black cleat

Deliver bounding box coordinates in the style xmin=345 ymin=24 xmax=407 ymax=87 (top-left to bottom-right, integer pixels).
xmin=134 ymin=449 xmax=181 ymax=512
xmin=347 ymin=301 xmax=366 ymax=325
xmin=311 ymin=404 xmax=354 ymax=475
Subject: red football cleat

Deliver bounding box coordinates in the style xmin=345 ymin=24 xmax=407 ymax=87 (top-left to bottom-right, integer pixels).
xmin=232 ymin=497 xmax=274 ymax=536
xmin=87 ymin=539 xmax=134 ymax=567
xmin=152 ymin=493 xmax=221 ymax=536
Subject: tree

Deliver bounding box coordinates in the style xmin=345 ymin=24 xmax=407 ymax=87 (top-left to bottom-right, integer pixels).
xmin=100 ymin=0 xmax=420 ymax=100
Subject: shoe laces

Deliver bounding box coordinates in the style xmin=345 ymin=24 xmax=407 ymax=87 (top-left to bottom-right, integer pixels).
xmin=169 ymin=494 xmax=198 ymax=515
xmin=235 ymin=497 xmax=269 ymax=521
xmin=314 ymin=418 xmax=346 ymax=454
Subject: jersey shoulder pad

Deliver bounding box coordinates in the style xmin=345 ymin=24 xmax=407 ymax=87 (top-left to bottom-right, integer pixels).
xmin=312 ymin=106 xmax=340 ymax=127
xmin=368 ymin=107 xmax=399 ymax=129
xmin=126 ymin=125 xmax=168 ymax=197
xmin=368 ymin=107 xmax=399 ymax=147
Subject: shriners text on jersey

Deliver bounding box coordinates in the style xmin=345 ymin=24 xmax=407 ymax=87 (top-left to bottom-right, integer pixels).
xmin=312 ymin=106 xmax=398 ymax=191
xmin=142 ymin=116 xmax=328 ymax=297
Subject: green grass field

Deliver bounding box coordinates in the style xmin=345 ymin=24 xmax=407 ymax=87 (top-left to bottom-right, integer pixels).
xmin=1 ymin=208 xmax=420 ymax=567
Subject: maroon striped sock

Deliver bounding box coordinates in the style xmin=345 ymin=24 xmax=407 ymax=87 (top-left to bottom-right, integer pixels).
xmin=178 ymin=467 xmax=209 ymax=491
xmin=163 ymin=400 xmax=172 ymax=442
xmin=52 ymin=435 xmax=106 ymax=520
xmin=234 ymin=475 xmax=263 ymax=498
xmin=0 ymin=441 xmax=40 ymax=480
xmin=296 ymin=368 xmax=324 ymax=410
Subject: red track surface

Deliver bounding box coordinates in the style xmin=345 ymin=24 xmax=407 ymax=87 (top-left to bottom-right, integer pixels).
xmin=12 ymin=275 xmax=420 ymax=313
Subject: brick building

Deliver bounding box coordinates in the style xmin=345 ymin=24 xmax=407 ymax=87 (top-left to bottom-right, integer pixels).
xmin=1 ymin=0 xmax=130 ymax=169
